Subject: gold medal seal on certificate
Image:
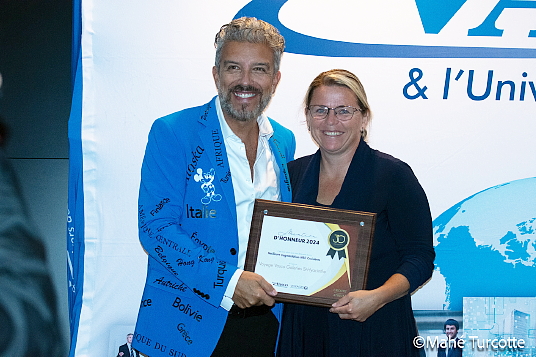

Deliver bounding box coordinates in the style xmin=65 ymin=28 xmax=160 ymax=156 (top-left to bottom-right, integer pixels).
xmin=245 ymin=199 xmax=376 ymax=307
xmin=327 ymin=225 xmax=349 ymax=259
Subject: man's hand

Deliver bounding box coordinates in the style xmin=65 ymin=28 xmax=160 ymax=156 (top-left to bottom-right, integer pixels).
xmin=232 ymin=271 xmax=277 ymax=308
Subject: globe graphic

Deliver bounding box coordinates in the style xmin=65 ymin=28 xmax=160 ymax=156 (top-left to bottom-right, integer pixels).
xmin=420 ymin=177 xmax=536 ymax=311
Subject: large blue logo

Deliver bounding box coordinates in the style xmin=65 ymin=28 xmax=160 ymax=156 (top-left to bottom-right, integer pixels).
xmin=416 ymin=0 xmax=536 ymax=36
xmin=234 ymin=0 xmax=536 ymax=58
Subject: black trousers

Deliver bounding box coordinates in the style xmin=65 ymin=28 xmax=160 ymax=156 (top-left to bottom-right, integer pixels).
xmin=211 ymin=308 xmax=279 ymax=357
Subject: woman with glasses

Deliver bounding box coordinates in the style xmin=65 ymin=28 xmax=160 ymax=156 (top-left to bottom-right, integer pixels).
xmin=277 ymin=69 xmax=435 ymax=356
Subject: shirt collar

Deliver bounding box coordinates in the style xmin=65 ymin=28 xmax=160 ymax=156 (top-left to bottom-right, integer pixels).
xmin=215 ymin=96 xmax=274 ymax=140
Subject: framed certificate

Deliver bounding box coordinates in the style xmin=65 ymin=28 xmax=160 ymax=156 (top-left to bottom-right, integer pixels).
xmin=245 ymin=199 xmax=376 ymax=307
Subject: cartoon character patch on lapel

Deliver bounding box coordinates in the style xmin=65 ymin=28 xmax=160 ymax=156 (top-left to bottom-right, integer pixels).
xmin=193 ymin=168 xmax=222 ymax=205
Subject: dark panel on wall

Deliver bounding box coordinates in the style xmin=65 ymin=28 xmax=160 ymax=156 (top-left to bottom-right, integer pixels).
xmin=0 ymin=0 xmax=72 ymax=159
xmin=0 ymin=0 xmax=73 ymax=351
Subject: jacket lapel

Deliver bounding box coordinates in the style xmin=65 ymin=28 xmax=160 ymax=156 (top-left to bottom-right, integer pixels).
xmin=333 ymin=139 xmax=371 ymax=210
xmin=269 ymin=135 xmax=292 ymax=202
xmin=197 ymin=97 xmax=237 ymax=224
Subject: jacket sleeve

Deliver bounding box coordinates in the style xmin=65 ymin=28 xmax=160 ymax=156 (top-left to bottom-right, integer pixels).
xmin=138 ymin=117 xmax=237 ymax=306
xmin=386 ymin=161 xmax=435 ymax=293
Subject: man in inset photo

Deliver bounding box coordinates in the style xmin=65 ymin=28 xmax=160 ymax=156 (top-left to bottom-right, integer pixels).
xmin=117 ymin=333 xmax=139 ymax=357
xmin=438 ymin=318 xmax=462 ymax=357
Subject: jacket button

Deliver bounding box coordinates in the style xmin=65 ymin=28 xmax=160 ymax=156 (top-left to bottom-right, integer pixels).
xmin=230 ymin=248 xmax=237 ymax=255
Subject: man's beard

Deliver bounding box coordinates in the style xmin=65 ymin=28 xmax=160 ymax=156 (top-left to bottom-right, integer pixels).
xmin=219 ymin=85 xmax=272 ymax=122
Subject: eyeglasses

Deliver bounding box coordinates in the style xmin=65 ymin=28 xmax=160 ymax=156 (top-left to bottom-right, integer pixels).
xmin=307 ymin=105 xmax=362 ymax=121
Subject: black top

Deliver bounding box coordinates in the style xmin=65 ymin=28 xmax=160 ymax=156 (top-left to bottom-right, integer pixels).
xmin=277 ymin=140 xmax=435 ymax=357
xmin=437 ymin=338 xmax=463 ymax=357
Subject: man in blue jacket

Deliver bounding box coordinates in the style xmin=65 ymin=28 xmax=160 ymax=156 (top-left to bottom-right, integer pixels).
xmin=133 ymin=17 xmax=295 ymax=357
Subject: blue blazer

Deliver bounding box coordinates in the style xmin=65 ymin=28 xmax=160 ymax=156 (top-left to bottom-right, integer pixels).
xmin=133 ymin=97 xmax=295 ymax=357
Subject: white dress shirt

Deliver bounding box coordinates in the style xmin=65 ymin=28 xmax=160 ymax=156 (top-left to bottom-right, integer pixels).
xmin=215 ymin=97 xmax=281 ymax=310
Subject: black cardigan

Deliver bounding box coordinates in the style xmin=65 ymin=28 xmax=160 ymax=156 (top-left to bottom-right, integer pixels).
xmin=288 ymin=139 xmax=435 ymax=293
